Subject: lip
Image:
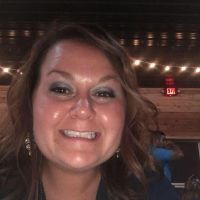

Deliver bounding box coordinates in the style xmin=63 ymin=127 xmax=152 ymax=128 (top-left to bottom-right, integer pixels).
xmin=59 ymin=129 xmax=100 ymax=141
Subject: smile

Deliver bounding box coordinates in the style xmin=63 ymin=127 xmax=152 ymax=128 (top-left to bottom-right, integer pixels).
xmin=63 ymin=130 xmax=97 ymax=140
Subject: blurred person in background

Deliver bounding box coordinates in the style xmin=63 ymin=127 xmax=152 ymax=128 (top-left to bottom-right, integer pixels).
xmin=150 ymin=130 xmax=184 ymax=182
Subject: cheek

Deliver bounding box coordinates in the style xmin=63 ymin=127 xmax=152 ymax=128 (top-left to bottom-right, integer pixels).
xmin=97 ymin=101 xmax=126 ymax=133
xmin=32 ymin=93 xmax=65 ymax=132
xmin=97 ymin=101 xmax=125 ymax=156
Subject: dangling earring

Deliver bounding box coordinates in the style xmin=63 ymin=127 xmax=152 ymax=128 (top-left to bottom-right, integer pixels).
xmin=116 ymin=148 xmax=120 ymax=159
xmin=25 ymin=135 xmax=32 ymax=156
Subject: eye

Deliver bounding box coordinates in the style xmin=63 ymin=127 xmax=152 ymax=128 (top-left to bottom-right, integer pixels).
xmin=49 ymin=82 xmax=73 ymax=96
xmin=50 ymin=87 xmax=70 ymax=94
xmin=93 ymin=88 xmax=115 ymax=98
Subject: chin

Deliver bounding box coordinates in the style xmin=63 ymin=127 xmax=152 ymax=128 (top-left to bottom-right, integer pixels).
xmin=57 ymin=157 xmax=101 ymax=172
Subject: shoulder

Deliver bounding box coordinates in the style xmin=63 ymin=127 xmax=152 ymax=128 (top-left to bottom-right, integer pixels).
xmin=98 ymin=173 xmax=180 ymax=200
xmin=127 ymin=173 xmax=180 ymax=200
xmin=147 ymin=172 xmax=180 ymax=200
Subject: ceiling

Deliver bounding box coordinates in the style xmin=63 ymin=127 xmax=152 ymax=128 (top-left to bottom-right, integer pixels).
xmin=0 ymin=0 xmax=200 ymax=87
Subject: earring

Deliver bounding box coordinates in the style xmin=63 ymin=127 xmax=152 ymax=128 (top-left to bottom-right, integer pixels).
xmin=25 ymin=135 xmax=32 ymax=156
xmin=116 ymin=148 xmax=120 ymax=159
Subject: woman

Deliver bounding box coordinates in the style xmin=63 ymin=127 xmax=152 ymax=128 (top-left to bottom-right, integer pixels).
xmin=0 ymin=23 xmax=178 ymax=200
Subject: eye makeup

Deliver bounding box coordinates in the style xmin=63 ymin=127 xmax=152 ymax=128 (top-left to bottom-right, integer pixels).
xmin=49 ymin=82 xmax=74 ymax=96
xmin=92 ymin=87 xmax=116 ymax=98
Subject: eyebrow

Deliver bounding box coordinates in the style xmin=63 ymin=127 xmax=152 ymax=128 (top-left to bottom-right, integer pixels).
xmin=98 ymin=74 xmax=121 ymax=84
xmin=47 ymin=70 xmax=74 ymax=80
xmin=47 ymin=69 xmax=121 ymax=83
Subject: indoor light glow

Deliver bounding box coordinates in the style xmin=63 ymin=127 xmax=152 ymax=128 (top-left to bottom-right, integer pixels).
xmin=149 ymin=62 xmax=156 ymax=68
xmin=2 ymin=67 xmax=10 ymax=73
xmin=164 ymin=66 xmax=171 ymax=71
xmin=134 ymin=59 xmax=141 ymax=66
xmin=0 ymin=57 xmax=200 ymax=78
xmin=195 ymin=67 xmax=200 ymax=73
xmin=180 ymin=66 xmax=187 ymax=72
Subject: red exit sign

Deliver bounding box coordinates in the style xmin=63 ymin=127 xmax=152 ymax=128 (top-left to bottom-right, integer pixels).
xmin=161 ymin=87 xmax=180 ymax=96
xmin=167 ymin=88 xmax=176 ymax=95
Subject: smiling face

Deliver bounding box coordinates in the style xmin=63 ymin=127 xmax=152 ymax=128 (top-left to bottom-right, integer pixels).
xmin=32 ymin=40 xmax=126 ymax=173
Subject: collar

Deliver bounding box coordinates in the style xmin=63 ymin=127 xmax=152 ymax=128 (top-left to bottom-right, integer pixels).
xmin=38 ymin=179 xmax=109 ymax=200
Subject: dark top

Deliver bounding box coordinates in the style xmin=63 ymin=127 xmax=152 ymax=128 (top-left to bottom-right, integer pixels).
xmin=147 ymin=175 xmax=180 ymax=200
xmin=96 ymin=173 xmax=179 ymax=200
xmin=0 ymin=173 xmax=180 ymax=200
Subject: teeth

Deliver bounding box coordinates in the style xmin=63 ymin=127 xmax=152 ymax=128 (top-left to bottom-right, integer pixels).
xmin=63 ymin=130 xmax=96 ymax=139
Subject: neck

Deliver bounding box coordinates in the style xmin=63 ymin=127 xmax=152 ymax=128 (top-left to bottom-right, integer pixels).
xmin=42 ymin=162 xmax=101 ymax=200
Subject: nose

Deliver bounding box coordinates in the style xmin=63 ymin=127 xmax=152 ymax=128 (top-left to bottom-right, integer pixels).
xmin=69 ymin=98 xmax=95 ymax=120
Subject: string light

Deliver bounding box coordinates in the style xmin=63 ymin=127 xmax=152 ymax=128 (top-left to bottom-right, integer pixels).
xmin=164 ymin=66 xmax=171 ymax=72
xmin=180 ymin=66 xmax=187 ymax=72
xmin=0 ymin=58 xmax=199 ymax=77
xmin=16 ymin=69 xmax=23 ymax=75
xmin=195 ymin=67 xmax=200 ymax=73
xmin=0 ymin=66 xmax=12 ymax=74
xmin=149 ymin=62 xmax=156 ymax=69
xmin=2 ymin=67 xmax=10 ymax=73
xmin=133 ymin=59 xmax=141 ymax=66
xmin=0 ymin=66 xmax=24 ymax=76
xmin=131 ymin=58 xmax=200 ymax=76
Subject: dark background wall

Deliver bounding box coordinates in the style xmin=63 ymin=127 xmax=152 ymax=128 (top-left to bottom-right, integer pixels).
xmin=0 ymin=0 xmax=200 ymax=87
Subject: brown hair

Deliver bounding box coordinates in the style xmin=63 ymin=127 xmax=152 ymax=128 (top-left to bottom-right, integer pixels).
xmin=0 ymin=23 xmax=157 ymax=200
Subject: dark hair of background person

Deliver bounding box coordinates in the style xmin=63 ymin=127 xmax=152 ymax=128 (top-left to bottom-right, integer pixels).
xmin=150 ymin=130 xmax=166 ymax=147
xmin=0 ymin=22 xmax=158 ymax=200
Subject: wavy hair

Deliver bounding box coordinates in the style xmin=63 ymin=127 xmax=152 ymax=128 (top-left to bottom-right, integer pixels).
xmin=0 ymin=22 xmax=157 ymax=200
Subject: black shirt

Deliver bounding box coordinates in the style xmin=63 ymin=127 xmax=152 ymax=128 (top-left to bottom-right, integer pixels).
xmin=0 ymin=174 xmax=180 ymax=200
xmin=96 ymin=174 xmax=180 ymax=200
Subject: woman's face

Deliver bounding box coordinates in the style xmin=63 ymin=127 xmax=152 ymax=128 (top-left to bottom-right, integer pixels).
xmin=32 ymin=40 xmax=126 ymax=173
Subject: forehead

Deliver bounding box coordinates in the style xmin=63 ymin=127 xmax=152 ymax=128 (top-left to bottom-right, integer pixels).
xmin=40 ymin=40 xmax=118 ymax=77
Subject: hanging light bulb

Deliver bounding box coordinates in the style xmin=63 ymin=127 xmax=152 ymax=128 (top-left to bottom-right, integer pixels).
xmin=149 ymin=62 xmax=156 ymax=69
xmin=195 ymin=67 xmax=200 ymax=73
xmin=133 ymin=59 xmax=141 ymax=66
xmin=164 ymin=66 xmax=171 ymax=71
xmin=2 ymin=67 xmax=10 ymax=73
xmin=180 ymin=66 xmax=187 ymax=72
xmin=17 ymin=69 xmax=23 ymax=75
